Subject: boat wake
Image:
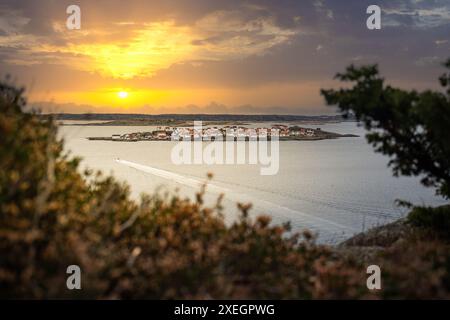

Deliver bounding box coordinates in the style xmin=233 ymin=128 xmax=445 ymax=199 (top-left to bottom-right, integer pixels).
xmin=115 ymin=159 xmax=358 ymax=235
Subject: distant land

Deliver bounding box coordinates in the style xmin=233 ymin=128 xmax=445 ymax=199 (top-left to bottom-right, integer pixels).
xmin=42 ymin=113 xmax=354 ymax=126
xmin=87 ymin=125 xmax=359 ymax=142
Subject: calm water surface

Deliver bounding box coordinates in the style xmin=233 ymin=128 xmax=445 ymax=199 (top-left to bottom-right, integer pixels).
xmin=60 ymin=122 xmax=446 ymax=243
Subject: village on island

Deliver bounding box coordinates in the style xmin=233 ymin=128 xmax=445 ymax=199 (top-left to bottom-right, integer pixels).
xmin=88 ymin=124 xmax=357 ymax=142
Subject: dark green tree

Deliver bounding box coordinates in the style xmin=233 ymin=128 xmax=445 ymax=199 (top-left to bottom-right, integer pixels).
xmin=321 ymin=59 xmax=450 ymax=200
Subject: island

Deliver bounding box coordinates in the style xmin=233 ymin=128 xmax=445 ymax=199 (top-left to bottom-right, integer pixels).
xmin=87 ymin=125 xmax=358 ymax=142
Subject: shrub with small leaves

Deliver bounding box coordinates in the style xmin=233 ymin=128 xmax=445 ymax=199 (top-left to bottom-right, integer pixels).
xmin=1 ymin=79 xmax=450 ymax=299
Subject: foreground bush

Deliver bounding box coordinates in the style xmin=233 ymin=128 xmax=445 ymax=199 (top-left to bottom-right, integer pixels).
xmin=408 ymin=205 xmax=450 ymax=237
xmin=0 ymin=80 xmax=449 ymax=299
xmin=0 ymin=81 xmax=368 ymax=299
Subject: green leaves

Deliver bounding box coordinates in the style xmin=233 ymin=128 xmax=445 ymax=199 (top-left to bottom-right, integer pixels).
xmin=322 ymin=58 xmax=450 ymax=200
xmin=439 ymin=59 xmax=450 ymax=96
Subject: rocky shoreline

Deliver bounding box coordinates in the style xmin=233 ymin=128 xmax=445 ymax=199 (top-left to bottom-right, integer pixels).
xmin=336 ymin=218 xmax=416 ymax=263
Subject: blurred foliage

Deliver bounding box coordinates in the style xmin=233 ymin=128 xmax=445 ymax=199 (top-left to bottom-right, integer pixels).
xmin=322 ymin=59 xmax=450 ymax=200
xmin=408 ymin=205 xmax=450 ymax=237
xmin=0 ymin=80 xmax=368 ymax=299
xmin=1 ymin=77 xmax=450 ymax=299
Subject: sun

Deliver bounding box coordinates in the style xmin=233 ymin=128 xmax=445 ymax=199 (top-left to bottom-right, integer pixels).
xmin=118 ymin=91 xmax=128 ymax=99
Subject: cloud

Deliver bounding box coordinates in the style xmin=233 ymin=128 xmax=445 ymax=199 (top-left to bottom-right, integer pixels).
xmin=414 ymin=56 xmax=441 ymax=66
xmin=0 ymin=7 xmax=30 ymax=34
xmin=0 ymin=0 xmax=449 ymax=113
xmin=192 ymin=11 xmax=298 ymax=60
xmin=1 ymin=3 xmax=300 ymax=79
xmin=382 ymin=2 xmax=450 ymax=28
xmin=435 ymin=39 xmax=448 ymax=45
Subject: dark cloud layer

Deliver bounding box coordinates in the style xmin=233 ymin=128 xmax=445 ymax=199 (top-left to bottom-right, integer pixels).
xmin=0 ymin=0 xmax=449 ymax=114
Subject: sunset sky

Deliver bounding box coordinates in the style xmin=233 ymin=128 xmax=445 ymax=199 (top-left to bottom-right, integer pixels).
xmin=0 ymin=0 xmax=449 ymax=114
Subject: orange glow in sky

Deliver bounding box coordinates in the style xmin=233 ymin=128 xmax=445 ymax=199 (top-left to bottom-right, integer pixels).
xmin=2 ymin=1 xmax=443 ymax=114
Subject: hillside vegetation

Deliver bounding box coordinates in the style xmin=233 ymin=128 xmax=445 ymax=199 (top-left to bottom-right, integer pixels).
xmin=1 ymin=62 xmax=450 ymax=299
